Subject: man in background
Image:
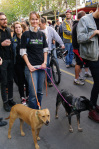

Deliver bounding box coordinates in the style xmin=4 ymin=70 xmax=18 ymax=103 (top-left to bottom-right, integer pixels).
xmin=62 ymin=10 xmax=74 ymax=68
xmin=0 ymin=12 xmax=16 ymax=112
xmin=77 ymin=6 xmax=99 ymax=122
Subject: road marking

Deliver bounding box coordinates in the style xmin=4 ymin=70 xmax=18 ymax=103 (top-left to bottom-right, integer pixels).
xmin=60 ymin=69 xmax=94 ymax=85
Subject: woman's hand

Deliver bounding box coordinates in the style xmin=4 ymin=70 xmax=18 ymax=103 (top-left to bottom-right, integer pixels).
xmin=0 ymin=57 xmax=3 ymax=65
xmin=28 ymin=64 xmax=36 ymax=72
xmin=41 ymin=62 xmax=47 ymax=69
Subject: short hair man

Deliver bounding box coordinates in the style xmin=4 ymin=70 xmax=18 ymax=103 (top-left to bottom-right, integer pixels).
xmin=62 ymin=9 xmax=74 ymax=68
xmin=72 ymin=11 xmax=86 ymax=86
xmin=77 ymin=6 xmax=99 ymax=122
xmin=39 ymin=17 xmax=65 ymax=87
xmin=0 ymin=12 xmax=16 ymax=112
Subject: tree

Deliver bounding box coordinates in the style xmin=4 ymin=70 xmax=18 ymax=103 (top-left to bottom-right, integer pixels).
xmin=0 ymin=0 xmax=46 ymax=23
xmin=0 ymin=0 xmax=76 ymax=23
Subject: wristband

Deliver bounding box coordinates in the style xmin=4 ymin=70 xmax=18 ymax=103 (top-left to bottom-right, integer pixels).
xmin=44 ymin=62 xmax=47 ymax=65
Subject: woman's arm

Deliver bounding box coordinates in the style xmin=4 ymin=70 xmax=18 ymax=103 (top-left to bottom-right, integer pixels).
xmin=41 ymin=52 xmax=48 ymax=69
xmin=23 ymin=54 xmax=36 ymax=72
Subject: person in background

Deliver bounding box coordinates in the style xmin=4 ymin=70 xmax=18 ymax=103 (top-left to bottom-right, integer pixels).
xmin=72 ymin=11 xmax=91 ymax=86
xmin=12 ymin=21 xmax=28 ymax=106
xmin=59 ymin=18 xmax=64 ymax=40
xmin=77 ymin=6 xmax=99 ymax=122
xmin=20 ymin=11 xmax=48 ymax=109
xmin=10 ymin=24 xmax=14 ymax=37
xmin=55 ymin=19 xmax=60 ymax=48
xmin=39 ymin=17 xmax=65 ymax=87
xmin=0 ymin=57 xmax=7 ymax=126
xmin=21 ymin=23 xmax=27 ymax=33
xmin=21 ymin=20 xmax=29 ymax=31
xmin=0 ymin=12 xmax=16 ymax=112
xmin=62 ymin=9 xmax=74 ymax=68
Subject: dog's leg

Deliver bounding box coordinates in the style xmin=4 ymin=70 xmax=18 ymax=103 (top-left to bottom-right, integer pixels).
xmin=55 ymin=102 xmax=61 ymax=119
xmin=20 ymin=119 xmax=25 ymax=136
xmin=8 ymin=118 xmax=16 ymax=139
xmin=65 ymin=110 xmax=68 ymax=117
xmin=36 ymin=128 xmax=41 ymax=141
xmin=32 ymin=128 xmax=39 ymax=149
xmin=76 ymin=114 xmax=83 ymax=132
xmin=68 ymin=115 xmax=73 ymax=133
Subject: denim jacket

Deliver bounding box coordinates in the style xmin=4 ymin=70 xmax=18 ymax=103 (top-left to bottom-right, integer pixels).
xmin=77 ymin=13 xmax=99 ymax=61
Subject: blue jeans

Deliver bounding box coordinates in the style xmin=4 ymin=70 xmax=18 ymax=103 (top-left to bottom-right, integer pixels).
xmin=65 ymin=43 xmax=74 ymax=65
xmin=25 ymin=66 xmax=45 ymax=109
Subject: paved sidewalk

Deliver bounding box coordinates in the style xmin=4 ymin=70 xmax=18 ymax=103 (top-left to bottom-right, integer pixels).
xmin=0 ymin=82 xmax=99 ymax=149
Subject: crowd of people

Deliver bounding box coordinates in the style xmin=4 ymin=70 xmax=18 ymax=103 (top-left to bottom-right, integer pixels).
xmin=0 ymin=5 xmax=99 ymax=127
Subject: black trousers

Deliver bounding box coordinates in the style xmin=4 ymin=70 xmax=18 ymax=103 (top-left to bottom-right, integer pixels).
xmin=0 ymin=60 xmax=13 ymax=103
xmin=14 ymin=63 xmax=28 ymax=98
xmin=87 ymin=58 xmax=99 ymax=106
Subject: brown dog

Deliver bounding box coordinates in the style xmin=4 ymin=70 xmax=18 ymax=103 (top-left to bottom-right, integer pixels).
xmin=6 ymin=104 xmax=50 ymax=149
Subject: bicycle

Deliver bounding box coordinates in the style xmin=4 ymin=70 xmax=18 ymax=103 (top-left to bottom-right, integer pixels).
xmin=49 ymin=47 xmax=68 ymax=85
xmin=57 ymin=47 xmax=68 ymax=63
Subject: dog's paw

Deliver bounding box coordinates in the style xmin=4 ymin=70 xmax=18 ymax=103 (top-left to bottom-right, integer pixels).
xmin=55 ymin=115 xmax=58 ymax=119
xmin=21 ymin=132 xmax=25 ymax=136
xmin=37 ymin=136 xmax=41 ymax=141
xmin=35 ymin=144 xmax=39 ymax=149
xmin=69 ymin=128 xmax=73 ymax=133
xmin=8 ymin=135 xmax=11 ymax=139
xmin=78 ymin=128 xmax=83 ymax=132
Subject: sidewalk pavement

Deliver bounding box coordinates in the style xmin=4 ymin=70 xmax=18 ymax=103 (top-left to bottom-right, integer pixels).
xmin=0 ymin=83 xmax=99 ymax=149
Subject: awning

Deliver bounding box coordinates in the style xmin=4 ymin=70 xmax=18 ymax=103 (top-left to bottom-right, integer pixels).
xmin=73 ymin=7 xmax=96 ymax=14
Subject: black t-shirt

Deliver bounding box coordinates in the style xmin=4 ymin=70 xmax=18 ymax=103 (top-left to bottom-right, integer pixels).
xmin=94 ymin=17 xmax=99 ymax=45
xmin=0 ymin=28 xmax=11 ymax=60
xmin=21 ymin=30 xmax=48 ymax=66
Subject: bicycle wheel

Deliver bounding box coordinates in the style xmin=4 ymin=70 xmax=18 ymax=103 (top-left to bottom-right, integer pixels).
xmin=51 ymin=59 xmax=61 ymax=85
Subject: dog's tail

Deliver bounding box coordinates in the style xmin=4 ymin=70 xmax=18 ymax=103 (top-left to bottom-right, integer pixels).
xmin=5 ymin=116 xmax=10 ymax=120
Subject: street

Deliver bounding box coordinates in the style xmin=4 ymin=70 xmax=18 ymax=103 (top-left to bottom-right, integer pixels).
xmin=0 ymin=59 xmax=99 ymax=149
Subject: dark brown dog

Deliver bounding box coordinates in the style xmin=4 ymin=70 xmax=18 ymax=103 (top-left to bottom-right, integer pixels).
xmin=55 ymin=90 xmax=91 ymax=132
xmin=6 ymin=104 xmax=50 ymax=149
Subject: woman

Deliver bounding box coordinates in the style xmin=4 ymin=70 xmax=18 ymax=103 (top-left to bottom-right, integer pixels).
xmin=20 ymin=12 xmax=48 ymax=109
xmin=12 ymin=22 xmax=28 ymax=105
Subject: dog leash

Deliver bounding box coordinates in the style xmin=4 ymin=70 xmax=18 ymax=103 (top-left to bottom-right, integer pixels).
xmin=33 ymin=67 xmax=72 ymax=107
xmin=30 ymin=72 xmax=41 ymax=109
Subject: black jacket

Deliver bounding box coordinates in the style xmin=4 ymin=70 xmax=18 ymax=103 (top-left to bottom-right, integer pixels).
xmin=72 ymin=20 xmax=79 ymax=49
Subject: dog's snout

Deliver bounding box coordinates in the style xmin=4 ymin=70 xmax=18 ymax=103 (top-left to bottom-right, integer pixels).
xmin=46 ymin=120 xmax=49 ymax=125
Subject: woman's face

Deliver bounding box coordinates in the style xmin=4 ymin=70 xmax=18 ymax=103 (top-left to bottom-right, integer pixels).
xmin=15 ymin=24 xmax=22 ymax=35
xmin=29 ymin=13 xmax=39 ymax=28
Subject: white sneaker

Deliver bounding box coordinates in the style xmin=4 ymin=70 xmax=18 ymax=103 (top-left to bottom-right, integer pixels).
xmin=74 ymin=79 xmax=85 ymax=85
xmin=85 ymin=72 xmax=92 ymax=77
xmin=66 ymin=65 xmax=70 ymax=68
xmin=21 ymin=98 xmax=27 ymax=106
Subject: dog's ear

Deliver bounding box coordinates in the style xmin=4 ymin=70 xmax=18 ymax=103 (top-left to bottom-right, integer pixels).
xmin=80 ymin=96 xmax=89 ymax=101
xmin=36 ymin=110 xmax=40 ymax=116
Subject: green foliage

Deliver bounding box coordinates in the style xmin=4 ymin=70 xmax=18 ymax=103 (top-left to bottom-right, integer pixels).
xmin=0 ymin=0 xmax=76 ymax=23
